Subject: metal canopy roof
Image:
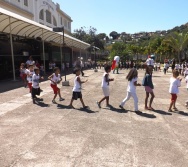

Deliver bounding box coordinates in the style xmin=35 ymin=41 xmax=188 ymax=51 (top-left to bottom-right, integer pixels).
xmin=0 ymin=7 xmax=90 ymax=50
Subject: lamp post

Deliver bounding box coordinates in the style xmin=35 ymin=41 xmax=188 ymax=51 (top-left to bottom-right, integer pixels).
xmin=92 ymin=46 xmax=100 ymax=72
xmin=53 ymin=27 xmax=69 ymax=86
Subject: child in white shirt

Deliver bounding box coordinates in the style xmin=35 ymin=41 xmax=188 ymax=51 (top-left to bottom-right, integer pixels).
xmin=184 ymin=66 xmax=188 ymax=77
xmin=48 ymin=67 xmax=64 ymax=103
xmin=119 ymin=68 xmax=142 ymax=113
xmin=32 ymin=67 xmax=44 ymax=104
xmin=69 ymin=68 xmax=88 ymax=109
xmin=96 ymin=65 xmax=114 ymax=108
xmin=185 ymin=75 xmax=188 ymax=107
xmin=168 ymin=70 xmax=182 ymax=112
xmin=26 ymin=65 xmax=34 ymax=93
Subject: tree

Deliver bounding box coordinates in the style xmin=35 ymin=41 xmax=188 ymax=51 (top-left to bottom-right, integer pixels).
xmin=164 ymin=32 xmax=188 ymax=63
xmin=72 ymin=27 xmax=105 ymax=50
xmin=109 ymin=31 xmax=120 ymax=40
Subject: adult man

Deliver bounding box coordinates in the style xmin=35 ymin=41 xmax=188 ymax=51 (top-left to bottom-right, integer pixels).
xmin=75 ymin=58 xmax=84 ymax=76
xmin=26 ymin=56 xmax=35 ymax=67
xmin=145 ymin=55 xmax=154 ymax=67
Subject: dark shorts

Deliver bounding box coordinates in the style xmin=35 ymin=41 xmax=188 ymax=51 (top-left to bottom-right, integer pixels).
xmin=72 ymin=91 xmax=82 ymax=100
xmin=32 ymin=87 xmax=40 ymax=99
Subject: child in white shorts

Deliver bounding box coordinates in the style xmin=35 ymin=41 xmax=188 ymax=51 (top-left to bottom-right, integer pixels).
xmin=96 ymin=65 xmax=114 ymax=108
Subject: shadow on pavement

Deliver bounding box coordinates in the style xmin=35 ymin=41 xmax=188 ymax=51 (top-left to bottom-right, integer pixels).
xmin=57 ymin=104 xmax=72 ymax=109
xmin=109 ymin=106 xmax=128 ymax=113
xmin=77 ymin=107 xmax=96 ymax=113
xmin=0 ymin=79 xmax=23 ymax=93
xmin=35 ymin=101 xmax=50 ymax=107
xmin=170 ymin=110 xmax=188 ymax=116
xmin=152 ymin=110 xmax=172 ymax=115
xmin=179 ymin=111 xmax=188 ymax=116
xmin=135 ymin=111 xmax=156 ymax=119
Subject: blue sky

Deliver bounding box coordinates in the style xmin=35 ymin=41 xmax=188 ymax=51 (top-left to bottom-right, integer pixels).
xmin=53 ymin=0 xmax=188 ymax=36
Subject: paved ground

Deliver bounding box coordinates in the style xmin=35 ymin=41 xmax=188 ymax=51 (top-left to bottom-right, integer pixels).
xmin=0 ymin=69 xmax=188 ymax=167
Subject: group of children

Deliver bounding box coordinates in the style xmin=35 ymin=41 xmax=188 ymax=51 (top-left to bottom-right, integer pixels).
xmin=97 ymin=64 xmax=186 ymax=113
xmin=96 ymin=65 xmax=155 ymax=114
xmin=48 ymin=67 xmax=88 ymax=108
xmin=20 ymin=62 xmax=88 ymax=107
xmin=20 ymin=63 xmax=44 ymax=104
xmin=165 ymin=62 xmax=188 ymax=77
xmin=20 ymin=61 xmax=187 ymax=112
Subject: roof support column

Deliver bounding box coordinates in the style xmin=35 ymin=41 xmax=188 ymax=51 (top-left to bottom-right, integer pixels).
xmin=42 ymin=29 xmax=46 ymax=74
xmin=60 ymin=35 xmax=63 ymax=72
xmin=71 ymin=40 xmax=73 ymax=68
xmin=9 ymin=17 xmax=16 ymax=81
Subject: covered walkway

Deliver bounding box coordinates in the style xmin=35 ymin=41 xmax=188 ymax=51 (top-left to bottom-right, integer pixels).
xmin=0 ymin=7 xmax=90 ymax=80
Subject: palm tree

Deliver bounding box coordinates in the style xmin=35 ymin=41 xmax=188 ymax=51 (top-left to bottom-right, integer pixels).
xmin=164 ymin=32 xmax=188 ymax=63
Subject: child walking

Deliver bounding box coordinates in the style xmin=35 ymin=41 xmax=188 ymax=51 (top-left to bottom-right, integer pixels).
xmin=26 ymin=65 xmax=34 ymax=93
xmin=48 ymin=67 xmax=64 ymax=103
xmin=119 ymin=68 xmax=141 ymax=113
xmin=32 ymin=67 xmax=44 ymax=104
xmin=184 ymin=74 xmax=188 ymax=108
xmin=168 ymin=70 xmax=182 ymax=112
xmin=69 ymin=68 xmax=88 ymax=109
xmin=142 ymin=66 xmax=155 ymax=110
xmin=96 ymin=65 xmax=114 ymax=108
xmin=20 ymin=63 xmax=27 ymax=87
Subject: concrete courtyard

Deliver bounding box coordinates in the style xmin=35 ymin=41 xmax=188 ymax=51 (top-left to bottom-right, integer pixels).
xmin=0 ymin=69 xmax=188 ymax=167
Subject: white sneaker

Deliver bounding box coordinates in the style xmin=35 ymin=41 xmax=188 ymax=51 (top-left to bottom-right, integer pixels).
xmin=52 ymin=99 xmax=56 ymax=104
xmin=96 ymin=101 xmax=101 ymax=108
xmin=59 ymin=98 xmax=64 ymax=101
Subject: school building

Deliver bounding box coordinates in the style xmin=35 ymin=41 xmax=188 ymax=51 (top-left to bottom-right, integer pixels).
xmin=0 ymin=0 xmax=91 ymax=80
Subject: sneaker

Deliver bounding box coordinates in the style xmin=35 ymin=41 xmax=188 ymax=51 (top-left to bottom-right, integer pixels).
xmin=106 ymin=104 xmax=111 ymax=109
xmin=119 ymin=105 xmax=124 ymax=109
xmin=59 ymin=98 xmax=64 ymax=101
xmin=36 ymin=98 xmax=43 ymax=101
xmin=173 ymin=107 xmax=178 ymax=111
xmin=135 ymin=110 xmax=142 ymax=114
xmin=96 ymin=101 xmax=101 ymax=108
xmin=83 ymin=106 xmax=89 ymax=109
xmin=33 ymin=98 xmax=38 ymax=104
xmin=52 ymin=99 xmax=56 ymax=104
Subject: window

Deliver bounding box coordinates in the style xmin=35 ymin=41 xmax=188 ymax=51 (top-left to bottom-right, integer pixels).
xmin=64 ymin=19 xmax=67 ymax=28
xmin=68 ymin=22 xmax=71 ymax=29
xmin=60 ymin=17 xmax=62 ymax=25
xmin=39 ymin=10 xmax=44 ymax=20
xmin=24 ymin=0 xmax=28 ymax=6
xmin=46 ymin=10 xmax=51 ymax=24
xmin=53 ymin=16 xmax=57 ymax=26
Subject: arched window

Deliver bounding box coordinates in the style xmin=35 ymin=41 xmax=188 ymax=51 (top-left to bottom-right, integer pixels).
xmin=53 ymin=16 xmax=57 ymax=26
xmin=46 ymin=10 xmax=51 ymax=24
xmin=39 ymin=9 xmax=44 ymax=20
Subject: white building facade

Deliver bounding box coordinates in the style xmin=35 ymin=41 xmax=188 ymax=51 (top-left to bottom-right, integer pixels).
xmin=0 ymin=0 xmax=72 ymax=34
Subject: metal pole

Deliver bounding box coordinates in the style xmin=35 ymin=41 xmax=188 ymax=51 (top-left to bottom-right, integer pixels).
xmin=94 ymin=47 xmax=96 ymax=63
xmin=42 ymin=29 xmax=45 ymax=74
xmin=72 ymin=39 xmax=73 ymax=68
xmin=60 ymin=35 xmax=62 ymax=73
xmin=62 ymin=27 xmax=66 ymax=81
xmin=9 ymin=17 xmax=16 ymax=81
